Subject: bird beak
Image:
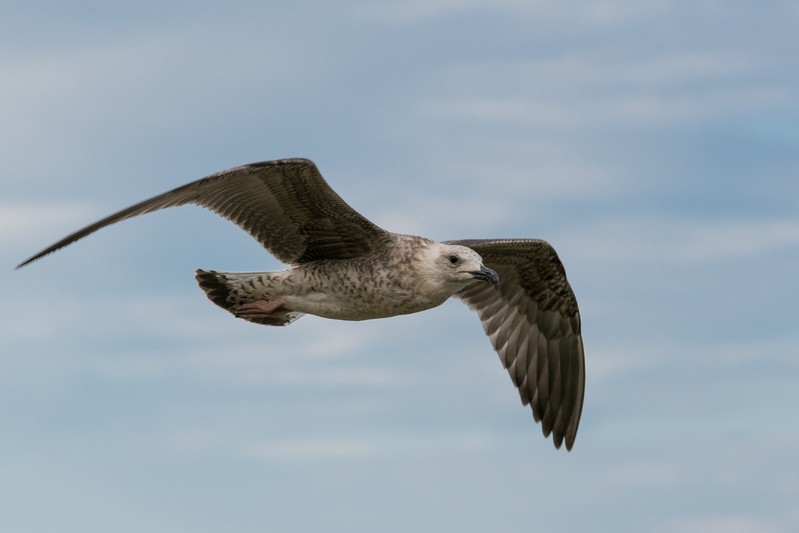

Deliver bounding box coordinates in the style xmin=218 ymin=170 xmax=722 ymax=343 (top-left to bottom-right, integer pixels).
xmin=470 ymin=266 xmax=500 ymax=286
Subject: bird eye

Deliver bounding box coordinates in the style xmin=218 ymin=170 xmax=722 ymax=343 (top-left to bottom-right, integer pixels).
xmin=449 ymin=254 xmax=459 ymax=264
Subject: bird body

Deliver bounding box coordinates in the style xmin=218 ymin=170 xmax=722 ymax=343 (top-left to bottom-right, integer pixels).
xmin=18 ymin=158 xmax=585 ymax=450
xmin=196 ymin=234 xmax=492 ymax=324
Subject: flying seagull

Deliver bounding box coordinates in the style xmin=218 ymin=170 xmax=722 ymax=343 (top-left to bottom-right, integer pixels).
xmin=17 ymin=158 xmax=585 ymax=450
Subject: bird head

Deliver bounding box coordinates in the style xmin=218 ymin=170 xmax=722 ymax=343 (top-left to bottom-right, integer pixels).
xmin=431 ymin=244 xmax=500 ymax=289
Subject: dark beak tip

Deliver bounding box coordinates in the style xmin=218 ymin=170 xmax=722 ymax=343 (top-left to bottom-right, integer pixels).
xmin=472 ymin=266 xmax=500 ymax=286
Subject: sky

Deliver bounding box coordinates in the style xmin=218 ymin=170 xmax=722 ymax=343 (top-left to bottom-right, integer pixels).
xmin=2 ymin=1 xmax=798 ymax=531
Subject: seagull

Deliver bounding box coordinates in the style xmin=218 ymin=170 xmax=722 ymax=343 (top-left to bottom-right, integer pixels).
xmin=17 ymin=158 xmax=586 ymax=450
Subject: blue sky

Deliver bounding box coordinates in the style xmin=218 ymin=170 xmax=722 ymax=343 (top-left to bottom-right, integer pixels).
xmin=2 ymin=1 xmax=798 ymax=531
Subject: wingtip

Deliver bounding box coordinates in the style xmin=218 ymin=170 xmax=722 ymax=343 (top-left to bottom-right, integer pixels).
xmin=544 ymin=421 xmax=577 ymax=451
xmin=15 ymin=237 xmax=81 ymax=270
xmin=15 ymin=257 xmax=34 ymax=270
xmin=551 ymin=436 xmax=575 ymax=452
xmin=15 ymin=251 xmax=47 ymax=270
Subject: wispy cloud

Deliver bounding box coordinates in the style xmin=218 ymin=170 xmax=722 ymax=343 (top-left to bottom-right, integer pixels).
xmin=668 ymin=514 xmax=783 ymax=533
xmin=245 ymin=437 xmax=377 ymax=462
xmin=673 ymin=218 xmax=799 ymax=262
xmin=603 ymin=460 xmax=680 ymax=489
xmin=558 ymin=214 xmax=799 ymax=266
xmin=418 ymin=51 xmax=788 ymax=130
xmin=161 ymin=427 xmax=499 ymax=465
xmin=364 ymin=0 xmax=673 ymax=25
xmin=0 ymin=203 xmax=93 ymax=249
xmin=3 ymin=2 xmax=799 ymax=532
xmin=1 ymin=289 xmax=405 ymax=388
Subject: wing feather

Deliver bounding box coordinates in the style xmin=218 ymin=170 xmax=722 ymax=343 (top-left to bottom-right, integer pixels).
xmin=446 ymin=238 xmax=585 ymax=450
xmin=17 ymin=159 xmax=390 ymax=268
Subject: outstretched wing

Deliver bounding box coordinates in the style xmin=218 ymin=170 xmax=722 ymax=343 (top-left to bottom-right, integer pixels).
xmin=18 ymin=159 xmax=390 ymax=268
xmin=445 ymin=238 xmax=585 ymax=450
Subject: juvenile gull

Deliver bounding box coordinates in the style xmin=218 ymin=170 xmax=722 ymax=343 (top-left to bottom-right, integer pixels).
xmin=17 ymin=158 xmax=585 ymax=450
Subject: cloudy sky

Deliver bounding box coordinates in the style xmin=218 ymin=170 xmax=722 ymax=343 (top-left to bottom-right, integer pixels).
xmin=2 ymin=1 xmax=798 ymax=531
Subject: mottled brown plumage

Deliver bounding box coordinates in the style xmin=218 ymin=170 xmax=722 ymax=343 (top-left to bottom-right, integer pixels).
xmin=17 ymin=158 xmax=585 ymax=451
xmin=17 ymin=159 xmax=389 ymax=268
xmin=446 ymin=239 xmax=584 ymax=450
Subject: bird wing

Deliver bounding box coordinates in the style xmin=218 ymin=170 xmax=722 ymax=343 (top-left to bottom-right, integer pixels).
xmin=18 ymin=159 xmax=391 ymax=268
xmin=445 ymin=238 xmax=585 ymax=450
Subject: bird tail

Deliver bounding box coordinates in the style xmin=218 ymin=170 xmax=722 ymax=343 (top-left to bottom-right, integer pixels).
xmin=194 ymin=269 xmax=304 ymax=326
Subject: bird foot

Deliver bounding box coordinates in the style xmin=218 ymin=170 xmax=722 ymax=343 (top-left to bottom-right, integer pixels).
xmin=235 ymin=299 xmax=289 ymax=320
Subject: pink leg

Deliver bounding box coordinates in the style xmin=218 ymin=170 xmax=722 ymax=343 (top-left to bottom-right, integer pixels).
xmin=235 ymin=299 xmax=288 ymax=320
